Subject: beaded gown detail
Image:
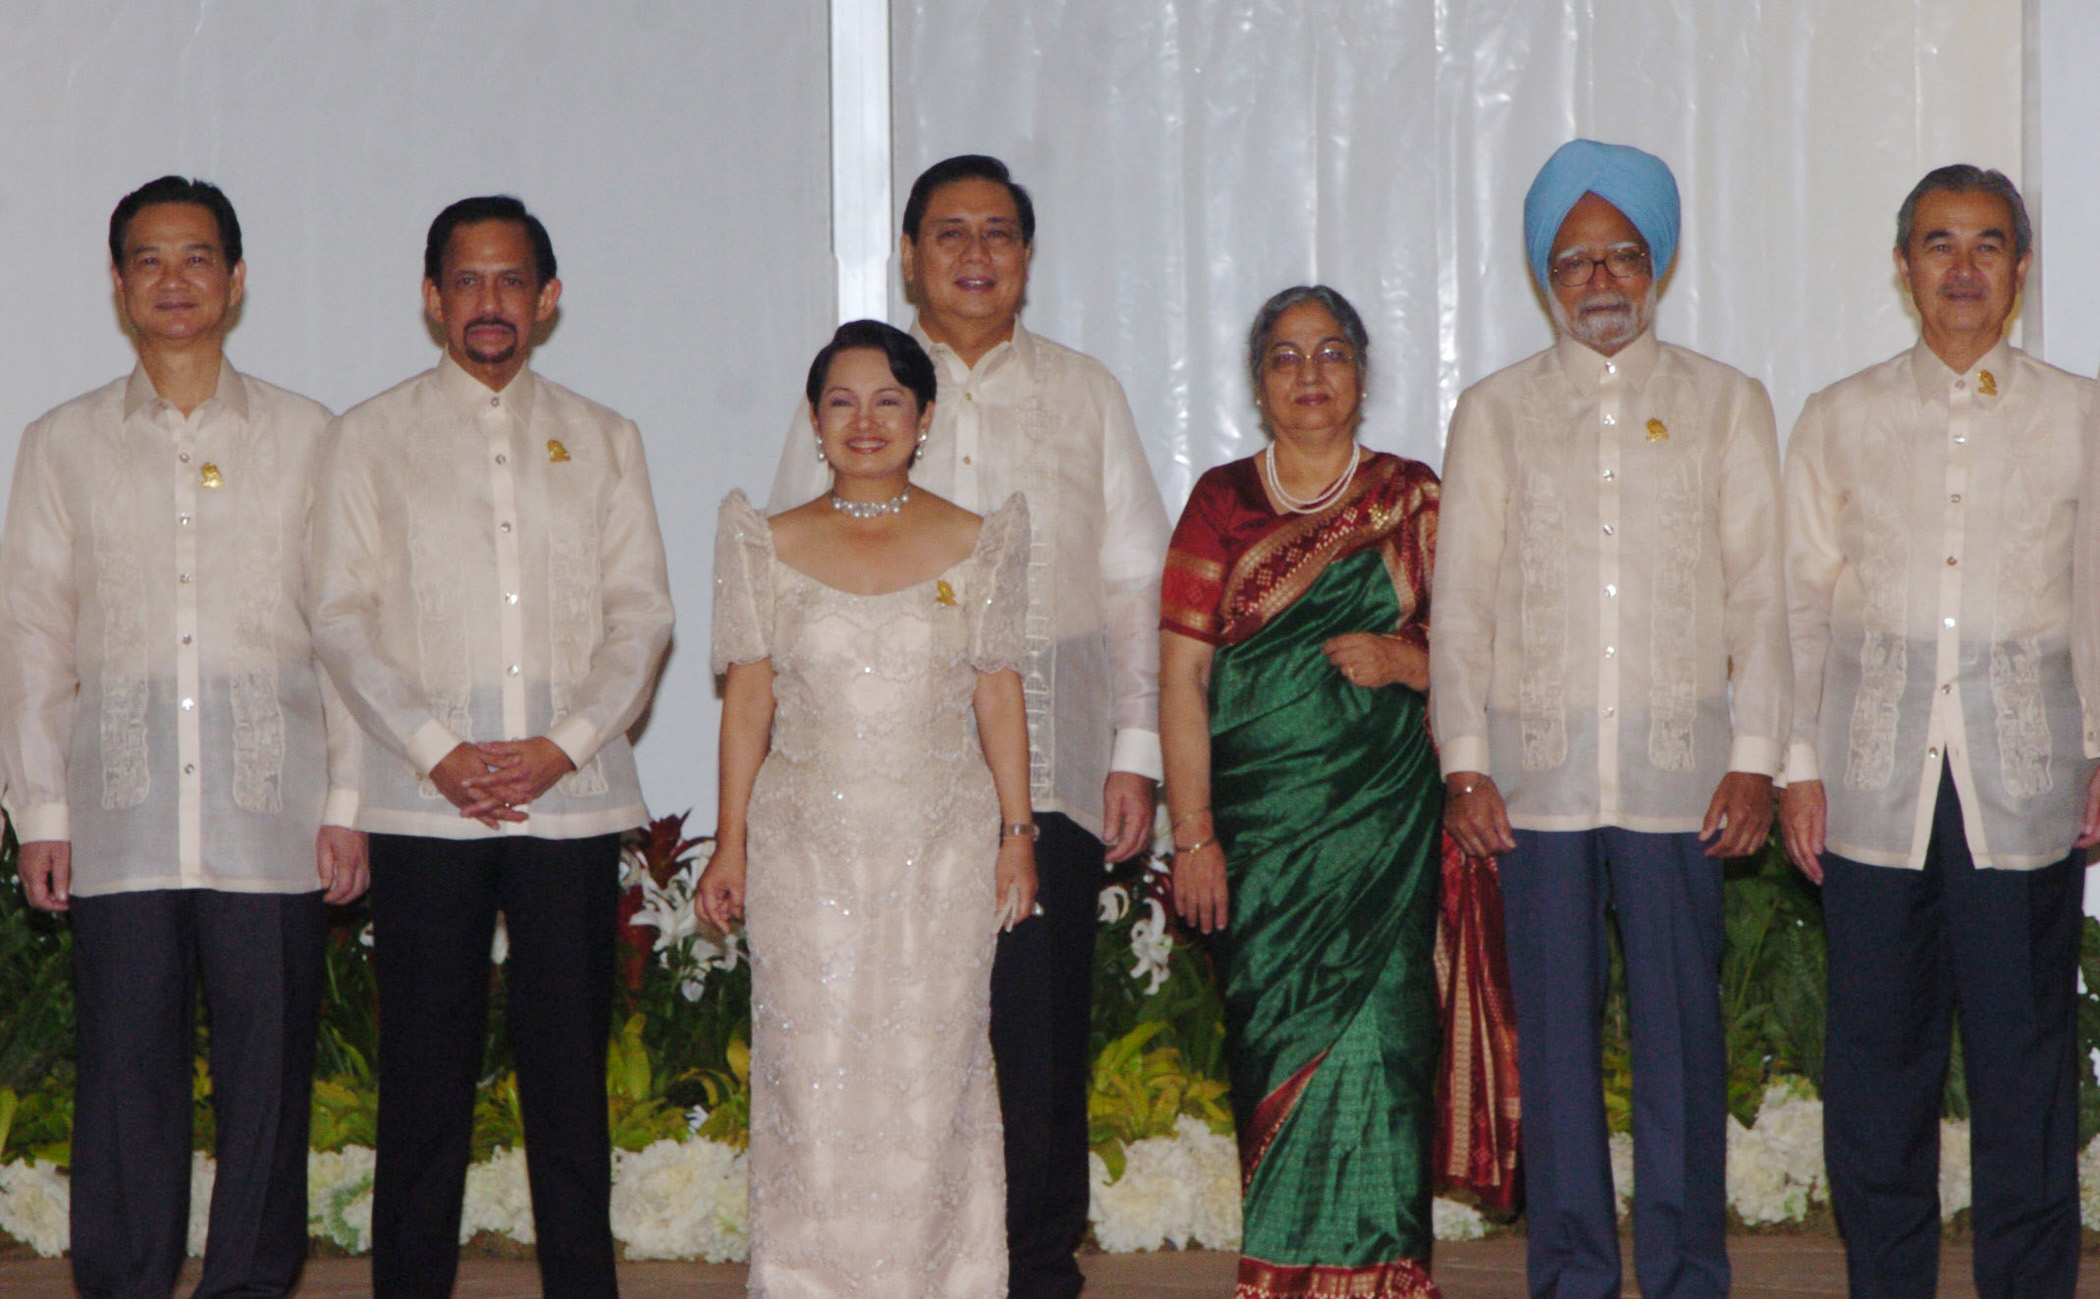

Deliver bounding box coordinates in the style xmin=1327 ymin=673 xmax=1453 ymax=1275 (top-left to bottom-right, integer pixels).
xmin=711 ymin=489 xmax=1030 ymax=1298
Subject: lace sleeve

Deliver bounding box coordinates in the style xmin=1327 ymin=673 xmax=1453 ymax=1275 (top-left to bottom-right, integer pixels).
xmin=968 ymin=493 xmax=1031 ymax=674
xmin=710 ymin=490 xmax=775 ymax=673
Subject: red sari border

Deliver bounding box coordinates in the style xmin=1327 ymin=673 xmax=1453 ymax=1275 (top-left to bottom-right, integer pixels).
xmin=1236 ymin=1255 xmax=1443 ymax=1299
xmin=1239 ymin=1049 xmax=1327 ymax=1191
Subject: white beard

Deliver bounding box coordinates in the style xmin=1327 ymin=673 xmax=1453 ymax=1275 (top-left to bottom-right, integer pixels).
xmin=1553 ymin=283 xmax=1656 ymax=354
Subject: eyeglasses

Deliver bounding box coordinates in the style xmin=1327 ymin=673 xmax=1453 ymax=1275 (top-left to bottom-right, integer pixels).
xmin=1264 ymin=343 xmax=1357 ymax=373
xmin=1549 ymin=248 xmax=1650 ymax=287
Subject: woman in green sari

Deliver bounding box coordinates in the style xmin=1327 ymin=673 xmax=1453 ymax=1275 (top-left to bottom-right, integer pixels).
xmin=1160 ymin=285 xmax=1444 ymax=1299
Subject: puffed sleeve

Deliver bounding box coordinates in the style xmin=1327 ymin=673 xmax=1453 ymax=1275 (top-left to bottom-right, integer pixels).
xmin=711 ymin=490 xmax=776 ymax=672
xmin=968 ymin=493 xmax=1032 ymax=674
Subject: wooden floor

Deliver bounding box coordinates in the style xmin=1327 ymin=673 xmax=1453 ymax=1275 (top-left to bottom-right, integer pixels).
xmin=4 ymin=1236 xmax=2093 ymax=1297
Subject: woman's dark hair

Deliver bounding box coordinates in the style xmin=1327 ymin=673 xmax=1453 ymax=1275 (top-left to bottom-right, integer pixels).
xmin=804 ymin=320 xmax=939 ymax=412
xmin=109 ymin=176 xmax=242 ymax=268
xmin=902 ymin=155 xmax=1036 ymax=246
xmin=424 ymin=195 xmax=557 ymax=284
xmin=1247 ymin=285 xmax=1371 ymax=418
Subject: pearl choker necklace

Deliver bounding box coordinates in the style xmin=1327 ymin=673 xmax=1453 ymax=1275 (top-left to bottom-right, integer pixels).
xmin=831 ymin=485 xmax=912 ymax=519
xmin=1264 ymin=444 xmax=1360 ymax=514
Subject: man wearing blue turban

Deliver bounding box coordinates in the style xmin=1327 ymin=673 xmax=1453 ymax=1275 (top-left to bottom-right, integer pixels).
xmin=1432 ymin=140 xmax=1789 ymax=1299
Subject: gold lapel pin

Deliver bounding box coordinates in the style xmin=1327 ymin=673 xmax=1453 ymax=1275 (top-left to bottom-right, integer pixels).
xmin=1645 ymin=419 xmax=1669 ymax=443
xmin=1977 ymin=370 xmax=1998 ymax=397
xmin=935 ymin=579 xmax=958 ymax=607
xmin=200 ymin=462 xmax=224 ymax=488
xmin=547 ymin=439 xmax=571 ymax=463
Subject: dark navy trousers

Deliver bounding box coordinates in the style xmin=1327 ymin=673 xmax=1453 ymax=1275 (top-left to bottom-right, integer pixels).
xmin=1821 ymin=767 xmax=2081 ymax=1299
xmin=1499 ymin=827 xmax=1729 ymax=1299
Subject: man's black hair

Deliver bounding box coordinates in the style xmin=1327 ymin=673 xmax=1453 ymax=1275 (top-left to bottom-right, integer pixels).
xmin=901 ymin=155 xmax=1035 ymax=246
xmin=424 ymin=195 xmax=557 ymax=284
xmin=108 ymin=176 xmax=242 ymax=268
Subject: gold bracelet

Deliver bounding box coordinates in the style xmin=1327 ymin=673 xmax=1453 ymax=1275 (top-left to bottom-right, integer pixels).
xmin=1172 ymin=836 xmax=1216 ymax=856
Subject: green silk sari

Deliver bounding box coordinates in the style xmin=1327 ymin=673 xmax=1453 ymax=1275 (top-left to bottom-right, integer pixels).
xmin=1163 ymin=453 xmax=1446 ymax=1299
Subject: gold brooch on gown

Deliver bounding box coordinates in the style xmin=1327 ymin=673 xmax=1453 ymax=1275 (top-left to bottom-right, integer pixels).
xmin=1645 ymin=419 xmax=1668 ymax=442
xmin=547 ymin=439 xmax=571 ymax=463
xmin=200 ymin=462 xmax=224 ymax=488
xmin=1978 ymin=370 xmax=1998 ymax=397
xmin=935 ymin=580 xmax=957 ymax=607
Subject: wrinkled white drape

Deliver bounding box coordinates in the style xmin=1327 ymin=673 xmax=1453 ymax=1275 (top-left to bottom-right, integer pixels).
xmin=893 ymin=0 xmax=2021 ymax=504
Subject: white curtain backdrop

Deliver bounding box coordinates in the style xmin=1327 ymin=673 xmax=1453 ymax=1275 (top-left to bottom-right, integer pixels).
xmin=0 ymin=1 xmax=836 ymax=827
xmin=893 ymin=0 xmax=2022 ymax=505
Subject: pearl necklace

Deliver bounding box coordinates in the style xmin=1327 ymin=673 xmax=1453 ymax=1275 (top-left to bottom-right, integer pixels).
xmin=1264 ymin=443 xmax=1361 ymax=515
xmin=830 ymin=485 xmax=912 ymax=519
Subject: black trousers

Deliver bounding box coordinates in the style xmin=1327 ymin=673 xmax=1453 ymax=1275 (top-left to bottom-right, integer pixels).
xmin=990 ymin=812 xmax=1103 ymax=1299
xmin=69 ymin=888 xmax=325 ymax=1299
xmin=1821 ymin=768 xmax=2082 ymax=1299
xmin=368 ymin=833 xmax=621 ymax=1299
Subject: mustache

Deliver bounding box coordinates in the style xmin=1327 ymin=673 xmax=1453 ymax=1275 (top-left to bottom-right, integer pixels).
xmin=466 ymin=316 xmax=518 ymax=335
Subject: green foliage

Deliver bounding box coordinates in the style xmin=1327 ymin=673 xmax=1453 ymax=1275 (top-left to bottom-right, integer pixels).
xmin=0 ymin=823 xmax=76 ymax=1103
xmin=1089 ymin=854 xmax=1228 ymax=1084
xmin=1086 ymin=1022 xmax=1233 ymax=1182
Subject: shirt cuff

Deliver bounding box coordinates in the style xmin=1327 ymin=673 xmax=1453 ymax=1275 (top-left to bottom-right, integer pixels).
xmin=547 ymin=715 xmax=602 ymax=772
xmin=1783 ymin=740 xmax=1822 ymax=786
xmin=321 ymin=788 xmax=361 ymax=829
xmin=8 ymin=802 xmax=69 ymax=843
xmin=1439 ymin=735 xmax=1491 ymax=780
xmin=408 ymin=721 xmax=466 ymax=779
xmin=1109 ymin=729 xmax=1163 ymax=783
xmin=1726 ymin=736 xmax=1782 ymax=779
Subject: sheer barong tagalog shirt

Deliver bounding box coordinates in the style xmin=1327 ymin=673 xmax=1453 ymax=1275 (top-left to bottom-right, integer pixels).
xmin=1788 ymin=340 xmax=2096 ymax=869
xmin=308 ymin=355 xmax=674 ymax=841
xmin=0 ymin=361 xmax=356 ymax=896
xmin=767 ymin=319 xmax=1169 ymax=839
xmin=1430 ymin=330 xmax=1790 ymax=833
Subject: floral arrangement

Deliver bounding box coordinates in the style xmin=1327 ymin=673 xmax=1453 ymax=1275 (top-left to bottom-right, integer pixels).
xmin=5 ymin=816 xmax=2100 ymax=1260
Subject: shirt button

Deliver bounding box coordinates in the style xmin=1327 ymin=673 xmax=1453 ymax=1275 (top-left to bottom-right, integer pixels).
xmin=179 ymin=514 xmax=191 ymax=526
xmin=495 ymin=453 xmax=508 ymax=465
xmin=180 ymin=634 xmax=192 ymax=645
xmin=508 ymin=665 xmax=521 ymax=676
xmin=1605 ymin=362 xmax=1618 ymax=375
xmin=184 ymin=763 xmax=196 ymax=776
xmin=1955 ymin=380 xmax=1967 ymax=391
xmin=1928 ymin=746 xmax=1940 ymax=759
xmin=1943 ymin=617 xmax=1956 ymax=628
xmin=1603 ymin=706 xmax=1616 ymax=717
xmin=179 ymin=453 xmax=191 ymax=464
xmin=1605 ymin=646 xmax=1617 ymax=658
xmin=179 ymin=573 xmax=193 ymax=584
xmin=500 ymin=521 xmax=513 ymax=533
xmin=965 ymin=392 xmax=976 ymax=402
xmin=1604 ymin=584 xmax=1618 ymax=598
xmin=490 ymin=396 xmax=501 ymax=408
xmin=1602 ymin=414 xmax=1617 ymax=426
xmin=505 ymin=592 xmax=519 ymax=605
xmin=1602 ymin=470 xmax=1614 ymax=482
xmin=1947 ymin=556 xmax=1958 ymax=566
xmin=180 ymin=697 xmax=195 ymax=712
xmin=1950 ymin=493 xmax=1962 ymax=503
xmin=1602 ymin=524 xmax=1614 ymax=536
xmin=962 ymin=455 xmax=972 ymax=466
xmin=1953 ymin=435 xmax=1967 ymax=445
xmin=1942 ymin=683 xmax=1953 ymax=694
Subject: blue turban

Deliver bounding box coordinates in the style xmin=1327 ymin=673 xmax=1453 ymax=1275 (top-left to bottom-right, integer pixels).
xmin=1522 ymin=139 xmax=1680 ymax=292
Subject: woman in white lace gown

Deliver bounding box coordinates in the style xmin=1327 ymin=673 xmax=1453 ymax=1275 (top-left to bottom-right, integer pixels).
xmin=700 ymin=320 xmax=1039 ymax=1297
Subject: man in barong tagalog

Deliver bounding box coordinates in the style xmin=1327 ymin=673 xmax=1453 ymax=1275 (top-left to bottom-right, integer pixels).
xmin=1433 ymin=140 xmax=1789 ymax=1299
xmin=1781 ymin=165 xmax=2097 ymax=1299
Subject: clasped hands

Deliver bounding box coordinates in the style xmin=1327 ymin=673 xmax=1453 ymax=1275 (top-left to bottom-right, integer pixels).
xmin=430 ymin=738 xmax=575 ymax=827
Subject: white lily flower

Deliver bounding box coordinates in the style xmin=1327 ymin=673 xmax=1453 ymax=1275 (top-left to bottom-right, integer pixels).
xmin=1098 ymin=884 xmax=1130 ymax=923
xmin=1128 ymin=897 xmax=1174 ymax=995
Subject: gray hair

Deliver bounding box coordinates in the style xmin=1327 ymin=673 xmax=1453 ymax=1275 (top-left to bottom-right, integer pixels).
xmin=1896 ymin=164 xmax=2031 ymax=259
xmin=1246 ymin=285 xmax=1370 ymax=428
